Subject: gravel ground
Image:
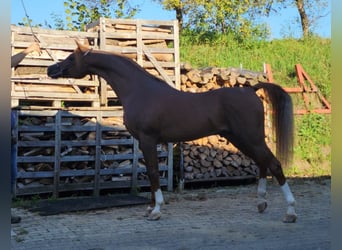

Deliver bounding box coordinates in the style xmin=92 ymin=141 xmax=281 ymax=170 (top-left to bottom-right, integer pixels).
xmin=11 ymin=177 xmax=330 ymax=250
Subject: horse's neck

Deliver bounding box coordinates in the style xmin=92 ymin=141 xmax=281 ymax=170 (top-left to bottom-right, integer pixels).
xmin=89 ymin=52 xmax=170 ymax=99
xmin=89 ymin=53 xmax=143 ymax=96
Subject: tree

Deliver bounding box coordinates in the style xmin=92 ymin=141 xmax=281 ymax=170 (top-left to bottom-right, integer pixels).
xmin=155 ymin=0 xmax=272 ymax=40
xmin=268 ymin=0 xmax=329 ymax=38
xmin=64 ymin=0 xmax=139 ymax=30
xmin=156 ymin=0 xmax=329 ymax=39
xmin=295 ymin=0 xmax=309 ymax=37
xmin=294 ymin=0 xmax=329 ymax=38
xmin=154 ymin=0 xmax=191 ymax=32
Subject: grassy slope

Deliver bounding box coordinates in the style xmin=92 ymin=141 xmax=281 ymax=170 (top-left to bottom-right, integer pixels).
xmin=180 ymin=36 xmax=331 ymax=177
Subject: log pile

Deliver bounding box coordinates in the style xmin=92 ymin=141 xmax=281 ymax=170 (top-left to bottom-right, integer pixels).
xmin=180 ymin=63 xmax=268 ymax=92
xmin=179 ymin=63 xmax=272 ymax=181
xmin=182 ymin=136 xmax=259 ymax=181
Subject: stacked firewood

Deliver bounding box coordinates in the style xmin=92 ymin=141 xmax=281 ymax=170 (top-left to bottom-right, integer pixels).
xmin=180 ymin=63 xmax=272 ymax=181
xmin=182 ymin=136 xmax=259 ymax=181
xmin=180 ymin=63 xmax=268 ymax=92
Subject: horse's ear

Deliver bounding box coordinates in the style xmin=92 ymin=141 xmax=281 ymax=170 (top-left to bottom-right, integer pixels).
xmin=75 ymin=39 xmax=90 ymax=53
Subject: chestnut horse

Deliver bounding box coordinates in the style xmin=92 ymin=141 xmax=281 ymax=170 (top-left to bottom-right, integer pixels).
xmin=47 ymin=41 xmax=297 ymax=223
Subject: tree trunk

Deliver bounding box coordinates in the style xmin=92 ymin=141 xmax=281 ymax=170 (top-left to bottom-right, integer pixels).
xmin=295 ymin=0 xmax=310 ymax=38
xmin=175 ymin=6 xmax=183 ymax=32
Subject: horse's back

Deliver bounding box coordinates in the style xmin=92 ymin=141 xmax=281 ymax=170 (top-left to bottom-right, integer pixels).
xmin=216 ymin=87 xmax=264 ymax=114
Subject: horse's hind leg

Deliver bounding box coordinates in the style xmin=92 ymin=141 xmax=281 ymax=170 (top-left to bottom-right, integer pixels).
xmin=267 ymin=156 xmax=297 ymax=223
xmin=225 ymin=133 xmax=297 ymax=222
xmin=255 ymin=149 xmax=297 ymax=223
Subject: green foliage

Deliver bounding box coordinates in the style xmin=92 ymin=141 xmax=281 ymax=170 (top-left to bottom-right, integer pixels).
xmin=158 ymin=0 xmax=272 ymax=40
xmin=63 ymin=0 xmax=139 ymax=31
xmin=295 ymin=113 xmax=331 ymax=162
xmin=18 ymin=17 xmax=43 ymax=28
xmin=64 ymin=0 xmax=108 ymax=30
xmin=50 ymin=13 xmax=66 ymax=30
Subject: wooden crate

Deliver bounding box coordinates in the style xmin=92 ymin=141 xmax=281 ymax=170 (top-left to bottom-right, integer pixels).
xmin=11 ymin=18 xmax=181 ymax=108
xmin=86 ymin=18 xmax=181 ymax=105
xmin=11 ymin=25 xmax=101 ymax=108
xmin=14 ymin=108 xmax=173 ymax=197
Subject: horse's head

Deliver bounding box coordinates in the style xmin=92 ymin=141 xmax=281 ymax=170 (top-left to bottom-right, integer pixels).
xmin=47 ymin=40 xmax=92 ymax=79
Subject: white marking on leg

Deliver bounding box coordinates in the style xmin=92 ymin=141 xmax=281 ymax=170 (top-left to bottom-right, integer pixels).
xmin=257 ymin=178 xmax=268 ymax=213
xmin=257 ymin=178 xmax=267 ymax=199
xmin=151 ymin=189 xmax=164 ymax=215
xmin=281 ymin=182 xmax=295 ymax=205
xmin=281 ymin=182 xmax=297 ymax=222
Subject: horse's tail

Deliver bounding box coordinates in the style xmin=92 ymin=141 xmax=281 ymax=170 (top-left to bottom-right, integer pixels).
xmin=252 ymin=82 xmax=294 ymax=167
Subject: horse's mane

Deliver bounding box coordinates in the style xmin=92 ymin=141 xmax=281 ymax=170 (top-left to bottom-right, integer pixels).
xmin=93 ymin=49 xmax=169 ymax=85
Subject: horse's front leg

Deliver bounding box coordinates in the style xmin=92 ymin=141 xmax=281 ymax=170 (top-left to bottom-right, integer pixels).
xmin=139 ymin=137 xmax=164 ymax=220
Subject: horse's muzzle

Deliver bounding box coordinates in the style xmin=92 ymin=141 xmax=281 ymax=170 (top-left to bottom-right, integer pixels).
xmin=47 ymin=63 xmax=62 ymax=78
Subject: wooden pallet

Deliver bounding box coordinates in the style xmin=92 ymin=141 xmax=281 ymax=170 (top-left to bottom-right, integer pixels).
xmin=11 ymin=75 xmax=100 ymax=108
xmin=14 ymin=108 xmax=173 ymax=197
xmin=11 ymin=19 xmax=181 ymax=108
xmin=86 ymin=18 xmax=181 ymax=105
xmin=11 ymin=25 xmax=100 ymax=108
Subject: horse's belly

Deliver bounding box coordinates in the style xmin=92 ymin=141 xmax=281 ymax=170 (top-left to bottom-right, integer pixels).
xmin=158 ymin=116 xmax=222 ymax=142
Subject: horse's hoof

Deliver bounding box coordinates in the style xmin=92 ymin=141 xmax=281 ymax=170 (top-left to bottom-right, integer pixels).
xmin=147 ymin=211 xmax=162 ymax=221
xmin=257 ymin=201 xmax=268 ymax=213
xmin=144 ymin=206 xmax=153 ymax=217
xmin=283 ymin=213 xmax=297 ymax=223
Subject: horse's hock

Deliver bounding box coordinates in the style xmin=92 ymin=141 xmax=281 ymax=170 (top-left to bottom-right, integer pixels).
xmin=11 ymin=18 xmax=272 ymax=197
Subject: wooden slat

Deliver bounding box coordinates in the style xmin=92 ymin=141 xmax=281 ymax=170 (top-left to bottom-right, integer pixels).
xmin=14 ymin=85 xmax=77 ymax=93
xmin=143 ymin=45 xmax=175 ymax=87
xmin=136 ymin=19 xmax=144 ymax=66
xmin=17 ymin=171 xmax=54 ymax=178
xmin=17 ymin=156 xmax=55 ymax=163
xmin=12 ymin=91 xmax=99 ymax=99
xmin=11 ymin=25 xmax=98 ymax=39
xmin=173 ymin=19 xmax=181 ymax=90
xmin=12 ymin=77 xmax=99 ymax=86
xmin=53 ymin=111 xmax=61 ymax=197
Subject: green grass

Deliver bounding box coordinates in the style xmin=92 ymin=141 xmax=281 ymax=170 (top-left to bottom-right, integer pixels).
xmin=180 ymin=34 xmax=331 ymax=177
